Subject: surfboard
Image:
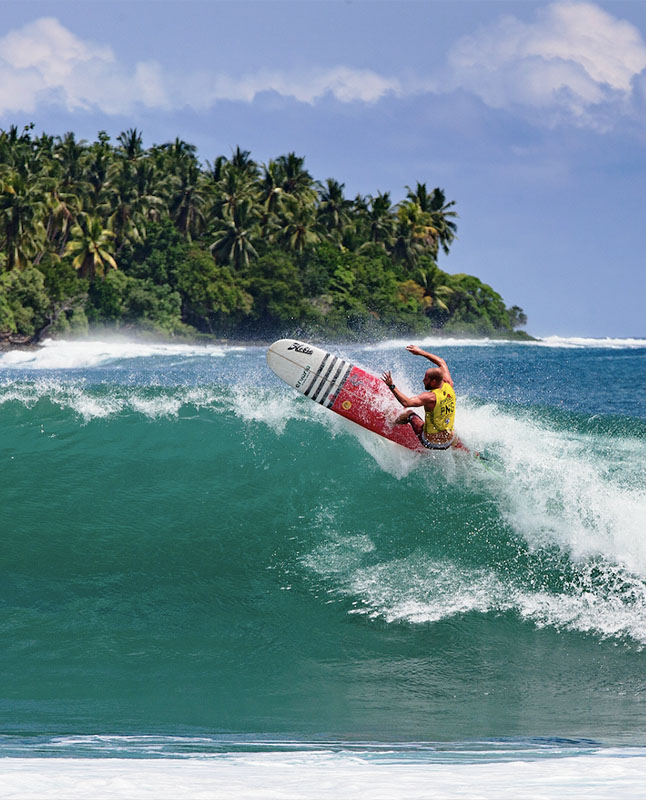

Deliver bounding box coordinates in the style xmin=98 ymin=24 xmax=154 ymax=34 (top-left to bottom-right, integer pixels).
xmin=266 ymin=339 xmax=428 ymax=453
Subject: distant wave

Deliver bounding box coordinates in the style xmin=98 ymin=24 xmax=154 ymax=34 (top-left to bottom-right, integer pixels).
xmin=0 ymin=339 xmax=249 ymax=370
xmin=361 ymin=335 xmax=646 ymax=351
xmin=535 ymin=336 xmax=646 ymax=349
xmin=2 ymin=335 xmax=645 ymax=373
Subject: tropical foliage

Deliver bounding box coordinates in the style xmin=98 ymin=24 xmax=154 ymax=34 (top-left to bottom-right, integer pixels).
xmin=0 ymin=124 xmax=528 ymax=343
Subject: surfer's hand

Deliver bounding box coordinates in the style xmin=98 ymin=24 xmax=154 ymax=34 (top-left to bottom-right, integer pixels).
xmin=406 ymin=345 xmax=424 ymax=357
xmin=382 ymin=370 xmax=393 ymax=387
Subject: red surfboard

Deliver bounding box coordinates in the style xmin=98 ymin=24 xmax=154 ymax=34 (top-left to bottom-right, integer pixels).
xmin=267 ymin=339 xmax=428 ymax=453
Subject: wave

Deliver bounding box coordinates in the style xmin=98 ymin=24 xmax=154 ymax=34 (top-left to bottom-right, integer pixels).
xmin=357 ymin=335 xmax=646 ymax=352
xmin=2 ymin=364 xmax=646 ymax=647
xmin=534 ymin=336 xmax=646 ymax=349
xmin=0 ymin=338 xmax=249 ymax=370
xmin=2 ymin=334 xmax=645 ymax=375
xmin=0 ymin=380 xmax=226 ymax=421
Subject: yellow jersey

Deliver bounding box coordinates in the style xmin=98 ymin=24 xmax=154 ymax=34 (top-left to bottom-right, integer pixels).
xmin=424 ymin=381 xmax=456 ymax=434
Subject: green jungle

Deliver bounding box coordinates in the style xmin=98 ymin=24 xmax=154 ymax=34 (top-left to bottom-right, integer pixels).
xmin=0 ymin=125 xmax=529 ymax=345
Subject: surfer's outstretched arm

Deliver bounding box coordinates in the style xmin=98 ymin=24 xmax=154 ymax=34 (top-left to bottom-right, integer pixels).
xmin=406 ymin=345 xmax=452 ymax=385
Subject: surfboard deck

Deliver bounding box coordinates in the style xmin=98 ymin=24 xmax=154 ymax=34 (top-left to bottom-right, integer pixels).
xmin=266 ymin=339 xmax=428 ymax=453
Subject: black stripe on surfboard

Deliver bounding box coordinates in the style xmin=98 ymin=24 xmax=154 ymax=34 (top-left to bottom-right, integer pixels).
xmin=312 ymin=358 xmax=348 ymax=406
xmin=319 ymin=359 xmax=348 ymax=407
xmin=324 ymin=362 xmax=352 ymax=408
xmin=311 ymin=356 xmax=339 ymax=402
xmin=303 ymin=353 xmax=330 ymax=396
xmin=324 ymin=359 xmax=347 ymax=399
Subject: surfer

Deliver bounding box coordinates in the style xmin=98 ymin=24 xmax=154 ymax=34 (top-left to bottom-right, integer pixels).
xmin=381 ymin=345 xmax=467 ymax=451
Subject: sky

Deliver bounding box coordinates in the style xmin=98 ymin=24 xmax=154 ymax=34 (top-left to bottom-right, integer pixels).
xmin=1 ymin=0 xmax=645 ymax=337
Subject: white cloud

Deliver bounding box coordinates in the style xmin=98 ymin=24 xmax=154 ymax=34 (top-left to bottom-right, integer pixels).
xmin=0 ymin=17 xmax=399 ymax=116
xmin=2 ymin=7 xmax=644 ymax=130
xmin=444 ymin=2 xmax=646 ymax=126
xmin=0 ymin=17 xmax=115 ymax=112
xmin=195 ymin=66 xmax=400 ymax=107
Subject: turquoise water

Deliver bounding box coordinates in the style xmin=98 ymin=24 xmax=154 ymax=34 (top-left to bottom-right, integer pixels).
xmin=1 ymin=337 xmax=646 ymax=760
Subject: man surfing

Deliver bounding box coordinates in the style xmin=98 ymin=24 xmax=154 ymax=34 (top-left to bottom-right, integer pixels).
xmin=381 ymin=345 xmax=468 ymax=451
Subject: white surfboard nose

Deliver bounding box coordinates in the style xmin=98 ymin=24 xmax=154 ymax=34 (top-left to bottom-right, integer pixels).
xmin=267 ymin=339 xmax=352 ymax=407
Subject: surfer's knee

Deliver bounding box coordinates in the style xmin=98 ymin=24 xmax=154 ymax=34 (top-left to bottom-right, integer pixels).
xmin=408 ymin=413 xmax=424 ymax=436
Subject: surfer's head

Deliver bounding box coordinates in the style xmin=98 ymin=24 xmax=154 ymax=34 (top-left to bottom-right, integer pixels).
xmin=423 ymin=368 xmax=443 ymax=390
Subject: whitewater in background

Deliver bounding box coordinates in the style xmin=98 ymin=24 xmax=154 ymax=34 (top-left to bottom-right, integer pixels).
xmin=1 ymin=336 xmax=645 ymax=798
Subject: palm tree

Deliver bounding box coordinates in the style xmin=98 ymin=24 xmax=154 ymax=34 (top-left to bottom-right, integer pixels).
xmin=211 ymin=164 xmax=260 ymax=227
xmin=273 ymin=195 xmax=321 ymax=253
xmin=405 ymin=182 xmax=435 ymax=212
xmin=54 ymin=132 xmax=89 ymax=191
xmin=83 ymin=133 xmax=113 ymax=207
xmin=415 ymin=262 xmax=454 ymax=313
xmin=259 ymin=159 xmax=284 ymax=215
xmin=168 ymin=162 xmax=208 ymax=238
xmin=391 ymin=204 xmax=427 ymax=268
xmin=405 ymin=183 xmax=457 ymax=257
xmin=362 ymin=191 xmax=395 ymax=249
xmin=104 ymin=159 xmax=151 ymax=250
xmin=275 ymin=153 xmax=317 ymax=204
xmin=210 ymin=198 xmax=261 ymax=269
xmin=203 ymin=147 xmax=260 ymax=224
xmin=0 ymin=125 xmax=36 ymax=175
xmin=116 ymin=128 xmax=144 ymax=161
xmin=317 ymin=178 xmax=353 ymax=245
xmin=159 ymin=137 xmax=197 ymax=163
xmin=33 ymin=133 xmax=57 ymax=177
xmin=204 ymin=155 xmax=227 ymax=183
xmin=229 ymin=146 xmax=259 ymax=180
xmin=42 ymin=184 xmax=80 ymax=258
xmin=65 ymin=213 xmax=117 ymax=279
xmin=0 ymin=170 xmax=47 ymax=269
xmin=427 ymin=187 xmax=457 ymax=256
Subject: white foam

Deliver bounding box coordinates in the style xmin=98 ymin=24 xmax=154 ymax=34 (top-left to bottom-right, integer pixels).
xmin=1 ymin=752 xmax=645 ymax=799
xmin=0 ymin=339 xmax=246 ymax=370
xmin=359 ymin=337 xmax=505 ymax=351
xmin=535 ymin=336 xmax=646 ymax=349
xmin=356 ymin=336 xmax=646 ymax=352
xmin=320 ymin=550 xmax=646 ymax=643
xmin=0 ymin=381 xmax=228 ymax=423
xmin=303 ymin=398 xmax=646 ymax=643
xmin=458 ymin=401 xmax=646 ymax=576
xmin=228 ymin=384 xmax=312 ymax=436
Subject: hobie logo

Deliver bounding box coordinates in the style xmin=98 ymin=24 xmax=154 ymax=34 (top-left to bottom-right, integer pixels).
xmin=288 ymin=342 xmax=313 ymax=355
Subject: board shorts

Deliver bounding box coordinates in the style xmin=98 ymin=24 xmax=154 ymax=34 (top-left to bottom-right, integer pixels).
xmin=418 ymin=431 xmax=456 ymax=450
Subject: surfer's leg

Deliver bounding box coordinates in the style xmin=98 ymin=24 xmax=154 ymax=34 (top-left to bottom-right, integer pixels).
xmin=408 ymin=413 xmax=424 ymax=436
xmin=394 ymin=409 xmax=424 ymax=434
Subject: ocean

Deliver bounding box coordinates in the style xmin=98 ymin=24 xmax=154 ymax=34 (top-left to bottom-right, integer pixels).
xmin=1 ymin=335 xmax=645 ymax=798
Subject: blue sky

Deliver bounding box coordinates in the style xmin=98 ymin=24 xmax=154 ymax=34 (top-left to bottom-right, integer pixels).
xmin=1 ymin=1 xmax=645 ymax=337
